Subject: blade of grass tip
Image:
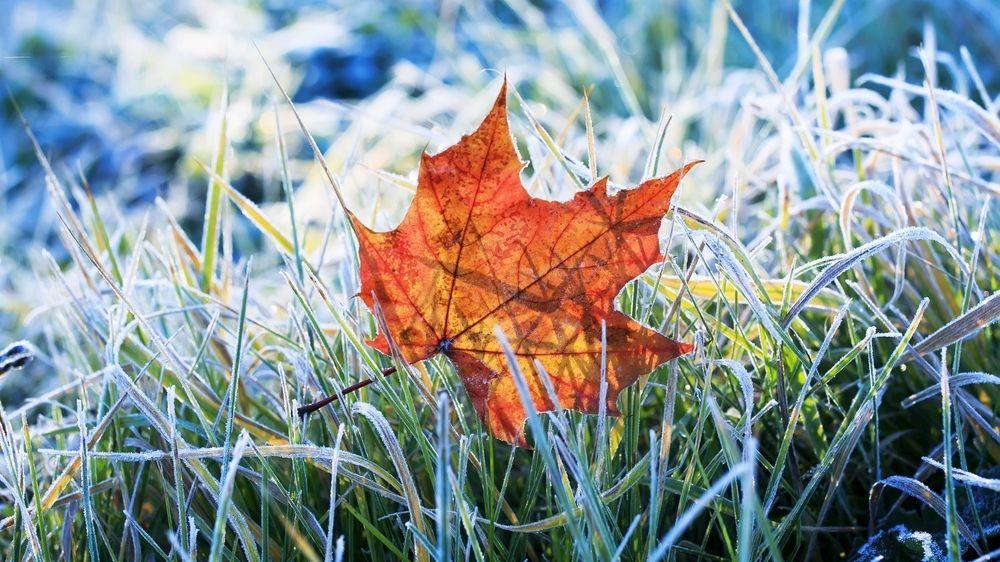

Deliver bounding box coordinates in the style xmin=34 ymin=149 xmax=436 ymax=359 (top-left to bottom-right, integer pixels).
xmin=334 ymin=536 xmax=345 ymax=562
xmin=796 ymin=0 xmax=810 ymax=60
xmin=921 ymin=457 xmax=1000 ymax=492
xmin=196 ymin=160 xmax=295 ymax=256
xmin=506 ymin=81 xmax=586 ymax=192
xmin=951 ymin=199 xmax=991 ymax=375
xmin=58 ymin=216 xmax=202 ymax=405
xmin=960 ymin=46 xmax=996 ymax=115
xmin=167 ymin=387 xmax=189 ymax=555
xmin=940 ymin=350 xmax=962 ymax=561
xmin=812 ymin=44 xmax=832 ymax=163
xmin=612 ymin=514 xmax=642 ymax=561
xmin=351 ymin=402 xmax=429 ymax=562
xmin=208 ymin=430 xmax=252 ymax=562
xmin=156 ymin=196 xmax=203 ymax=267
xmin=8 ymin=91 xmax=99 ymax=264
xmin=583 ymin=89 xmax=597 ymax=179
xmin=527 ymin=92 xmax=589 ymax=194
xmin=492 ymin=326 xmax=594 ymax=562
xmin=642 ymin=109 xmax=673 ymax=180
xmin=121 ymin=510 xmax=172 ymax=560
xmin=188 ymin=515 xmax=199 ymax=560
xmin=436 ymin=391 xmax=451 ymax=562
xmin=676 ymin=206 xmax=772 ymax=304
xmin=77 ymin=168 xmax=122 ymax=284
xmin=785 ymin=0 xmax=846 ymax=87
xmin=221 ymin=259 xmax=252 ymax=477
xmin=903 ymin=372 xmax=1000 ymax=408
xmin=50 ymin=204 xmax=99 ymax=294
xmin=910 ymin=292 xmax=1000 ymax=358
xmin=77 ymin=399 xmax=99 ymax=562
xmin=407 ymin=522 xmax=437 ymax=558
xmin=274 ymin=105 xmax=305 ymax=282
xmin=324 ymin=424 xmax=345 ymax=562
xmin=920 ymin=48 xmax=964 ymax=256
xmin=165 ymin=529 xmax=194 ymax=562
xmin=253 ymin=42 xmax=352 ymax=221
xmin=838 ymin=181 xmax=905 ymax=251
xmin=648 ymin=459 xmax=751 ymax=562
xmin=200 ymin=85 xmax=230 ymax=292
xmin=358 ymin=163 xmax=416 ymax=194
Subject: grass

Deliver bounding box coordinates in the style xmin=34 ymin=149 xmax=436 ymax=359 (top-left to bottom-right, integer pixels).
xmin=0 ymin=1 xmax=998 ymax=560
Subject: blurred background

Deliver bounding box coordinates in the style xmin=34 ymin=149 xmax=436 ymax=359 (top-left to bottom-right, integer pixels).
xmin=2 ymin=0 xmax=996 ymax=234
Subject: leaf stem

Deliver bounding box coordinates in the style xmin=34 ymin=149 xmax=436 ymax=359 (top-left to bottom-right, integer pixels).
xmin=297 ymin=367 xmax=397 ymax=415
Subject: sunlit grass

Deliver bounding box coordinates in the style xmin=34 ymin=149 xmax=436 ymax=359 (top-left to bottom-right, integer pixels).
xmin=0 ymin=1 xmax=998 ymax=561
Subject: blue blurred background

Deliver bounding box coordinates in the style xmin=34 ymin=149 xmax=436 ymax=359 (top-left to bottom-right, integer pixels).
xmin=2 ymin=1 xmax=996 ymax=216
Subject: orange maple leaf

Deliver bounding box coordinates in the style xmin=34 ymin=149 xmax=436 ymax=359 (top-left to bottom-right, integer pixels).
xmin=350 ymin=81 xmax=696 ymax=444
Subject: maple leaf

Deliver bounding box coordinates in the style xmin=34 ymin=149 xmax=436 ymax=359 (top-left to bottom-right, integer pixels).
xmin=349 ymin=81 xmax=696 ymax=445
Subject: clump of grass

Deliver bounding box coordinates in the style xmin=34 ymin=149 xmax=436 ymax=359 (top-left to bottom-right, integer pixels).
xmin=1 ymin=2 xmax=998 ymax=561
